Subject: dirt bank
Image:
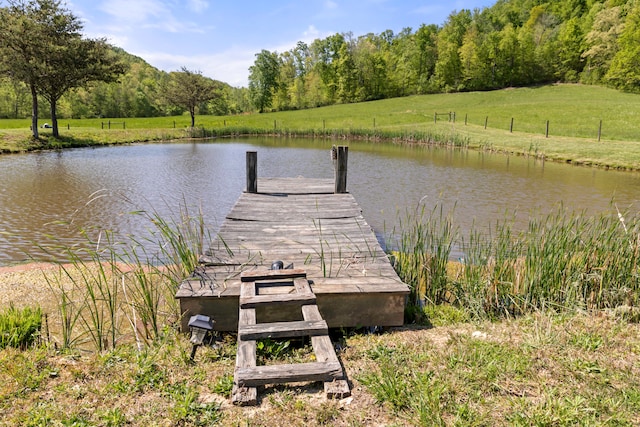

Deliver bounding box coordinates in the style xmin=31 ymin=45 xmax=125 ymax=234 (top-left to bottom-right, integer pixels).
xmin=0 ymin=263 xmax=61 ymax=310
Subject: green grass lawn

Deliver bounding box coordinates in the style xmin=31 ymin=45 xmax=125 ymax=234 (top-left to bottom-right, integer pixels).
xmin=2 ymin=84 xmax=640 ymax=169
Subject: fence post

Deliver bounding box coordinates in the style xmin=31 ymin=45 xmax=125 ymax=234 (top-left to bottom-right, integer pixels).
xmin=246 ymin=151 xmax=258 ymax=193
xmin=274 ymin=120 xmax=277 ymax=130
xmin=465 ymin=114 xmax=468 ymax=126
xmin=334 ymin=146 xmax=348 ymax=194
xmin=598 ymin=120 xmax=602 ymax=142
xmin=510 ymin=117 xmax=514 ymax=133
xmin=373 ymin=117 xmax=376 ymax=129
xmin=484 ymin=116 xmax=488 ymax=129
xmin=434 ymin=113 xmax=437 ymax=124
xmin=546 ymin=120 xmax=549 ymax=138
xmin=108 ymin=120 xmax=111 ymax=129
xmin=123 ymin=121 xmax=126 ymax=130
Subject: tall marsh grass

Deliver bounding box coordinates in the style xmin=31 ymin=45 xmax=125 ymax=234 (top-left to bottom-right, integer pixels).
xmin=392 ymin=203 xmax=640 ymax=321
xmin=41 ymin=203 xmax=209 ymax=351
xmin=186 ymin=125 xmax=470 ymax=148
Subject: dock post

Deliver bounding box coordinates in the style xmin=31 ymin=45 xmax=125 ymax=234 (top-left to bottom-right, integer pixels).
xmin=334 ymin=146 xmax=348 ymax=194
xmin=246 ymin=151 xmax=257 ymax=193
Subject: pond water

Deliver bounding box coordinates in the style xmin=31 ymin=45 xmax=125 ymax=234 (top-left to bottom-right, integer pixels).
xmin=1 ymin=137 xmax=639 ymax=265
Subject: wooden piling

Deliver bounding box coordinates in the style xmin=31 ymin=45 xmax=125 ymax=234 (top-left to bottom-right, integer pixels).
xmin=246 ymin=151 xmax=257 ymax=193
xmin=334 ymin=146 xmax=348 ymax=194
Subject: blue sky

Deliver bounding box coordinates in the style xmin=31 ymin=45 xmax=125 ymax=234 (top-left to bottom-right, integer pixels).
xmin=68 ymin=0 xmax=496 ymax=87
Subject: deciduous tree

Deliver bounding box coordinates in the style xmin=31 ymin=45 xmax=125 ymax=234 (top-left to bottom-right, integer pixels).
xmin=165 ymin=67 xmax=218 ymax=127
xmin=0 ymin=0 xmax=125 ymax=138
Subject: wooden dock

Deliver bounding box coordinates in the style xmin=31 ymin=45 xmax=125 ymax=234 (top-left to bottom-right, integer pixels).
xmin=176 ymin=150 xmax=410 ymax=332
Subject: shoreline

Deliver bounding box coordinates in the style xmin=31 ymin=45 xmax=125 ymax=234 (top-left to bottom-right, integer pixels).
xmin=2 ymin=134 xmax=640 ymax=173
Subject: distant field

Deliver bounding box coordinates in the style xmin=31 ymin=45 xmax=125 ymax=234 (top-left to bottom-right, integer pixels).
xmin=2 ymin=84 xmax=640 ymax=169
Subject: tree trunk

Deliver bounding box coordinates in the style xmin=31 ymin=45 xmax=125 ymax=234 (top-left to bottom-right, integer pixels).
xmin=190 ymin=107 xmax=196 ymax=127
xmin=50 ymin=99 xmax=59 ymax=138
xmin=30 ymin=84 xmax=39 ymax=139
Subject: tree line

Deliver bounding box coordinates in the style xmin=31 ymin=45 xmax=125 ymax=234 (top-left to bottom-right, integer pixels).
xmin=248 ymin=0 xmax=640 ymax=112
xmin=2 ymin=0 xmax=639 ymax=127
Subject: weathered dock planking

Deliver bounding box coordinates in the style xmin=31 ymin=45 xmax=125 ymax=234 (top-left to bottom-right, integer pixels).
xmin=176 ymin=157 xmax=410 ymax=332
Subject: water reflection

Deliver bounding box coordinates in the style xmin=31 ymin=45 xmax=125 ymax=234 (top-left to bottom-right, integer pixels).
xmin=0 ymin=138 xmax=638 ymax=265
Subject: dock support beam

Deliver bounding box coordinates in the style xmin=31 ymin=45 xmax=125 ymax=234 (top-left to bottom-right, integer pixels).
xmin=246 ymin=151 xmax=257 ymax=193
xmin=334 ymin=146 xmax=348 ymax=194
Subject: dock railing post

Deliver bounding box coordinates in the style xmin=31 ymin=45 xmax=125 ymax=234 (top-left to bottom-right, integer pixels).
xmin=334 ymin=146 xmax=348 ymax=194
xmin=246 ymin=151 xmax=257 ymax=193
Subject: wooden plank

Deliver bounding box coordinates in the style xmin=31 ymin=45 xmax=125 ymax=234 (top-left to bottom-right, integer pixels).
xmin=256 ymin=178 xmax=334 ymax=194
xmin=240 ymin=292 xmax=316 ymax=308
xmin=293 ymin=278 xmax=312 ymax=294
xmin=302 ymin=305 xmax=338 ymax=364
xmin=235 ymin=361 xmax=343 ymax=387
xmin=232 ymin=282 xmax=258 ymax=405
xmin=239 ymin=319 xmax=328 ymax=341
xmin=301 ymin=305 xmax=351 ymax=399
xmin=325 ymin=380 xmax=351 ymax=399
xmin=240 ymin=269 xmax=307 ymax=282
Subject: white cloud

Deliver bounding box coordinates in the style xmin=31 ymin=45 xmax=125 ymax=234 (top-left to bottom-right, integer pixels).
xmin=97 ymin=0 xmax=167 ymax=23
xmin=303 ymin=25 xmax=321 ymax=40
xmin=187 ymin=0 xmax=209 ymax=13
xmin=136 ymin=47 xmax=255 ymax=87
xmin=324 ymin=0 xmax=338 ymax=9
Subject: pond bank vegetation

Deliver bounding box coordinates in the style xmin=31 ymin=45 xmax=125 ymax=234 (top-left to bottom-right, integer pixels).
xmin=1 ymin=199 xmax=639 ymax=425
xmin=2 ymin=85 xmax=640 ymax=170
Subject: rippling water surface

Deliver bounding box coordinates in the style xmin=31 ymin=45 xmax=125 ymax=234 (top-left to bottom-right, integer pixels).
xmin=1 ymin=137 xmax=639 ymax=264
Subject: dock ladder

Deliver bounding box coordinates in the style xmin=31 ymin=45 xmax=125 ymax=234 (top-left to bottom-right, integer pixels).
xmin=231 ymin=269 xmax=350 ymax=405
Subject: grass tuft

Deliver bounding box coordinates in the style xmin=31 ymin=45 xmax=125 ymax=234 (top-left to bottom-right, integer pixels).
xmin=0 ymin=304 xmax=42 ymax=350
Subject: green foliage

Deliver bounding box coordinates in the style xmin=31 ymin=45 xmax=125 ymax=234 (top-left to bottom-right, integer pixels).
xmin=249 ymin=50 xmax=281 ymax=112
xmin=391 ymin=203 xmax=456 ymax=309
xmin=98 ymin=408 xmax=127 ymax=427
xmin=423 ymin=304 xmax=470 ymax=327
xmin=0 ymin=0 xmax=126 ymax=137
xmin=167 ymin=382 xmax=222 ymax=426
xmin=3 ymin=0 xmax=640 ymax=121
xmin=0 ymin=305 xmax=42 ymax=350
xmin=211 ymin=374 xmax=234 ymax=397
xmin=164 ymin=67 xmax=219 ymax=127
xmin=393 ymin=202 xmax=640 ymax=320
xmin=359 ymin=346 xmax=449 ymax=423
xmin=40 ymin=198 xmax=208 ymax=352
xmin=256 ymin=339 xmax=291 ymax=363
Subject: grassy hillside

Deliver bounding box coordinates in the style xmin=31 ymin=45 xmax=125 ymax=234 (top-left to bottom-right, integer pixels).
xmin=2 ymin=84 xmax=640 ymax=169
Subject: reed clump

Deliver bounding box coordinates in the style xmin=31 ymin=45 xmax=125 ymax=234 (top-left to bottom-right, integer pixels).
xmin=392 ymin=203 xmax=640 ymax=322
xmin=40 ymin=203 xmax=209 ymax=352
xmin=186 ymin=125 xmax=470 ymax=148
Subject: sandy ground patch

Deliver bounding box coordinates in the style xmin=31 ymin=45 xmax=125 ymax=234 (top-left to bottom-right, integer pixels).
xmin=0 ymin=263 xmax=61 ymax=311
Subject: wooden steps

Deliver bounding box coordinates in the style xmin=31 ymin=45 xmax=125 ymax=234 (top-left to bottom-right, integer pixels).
xmin=231 ymin=269 xmax=351 ymax=406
